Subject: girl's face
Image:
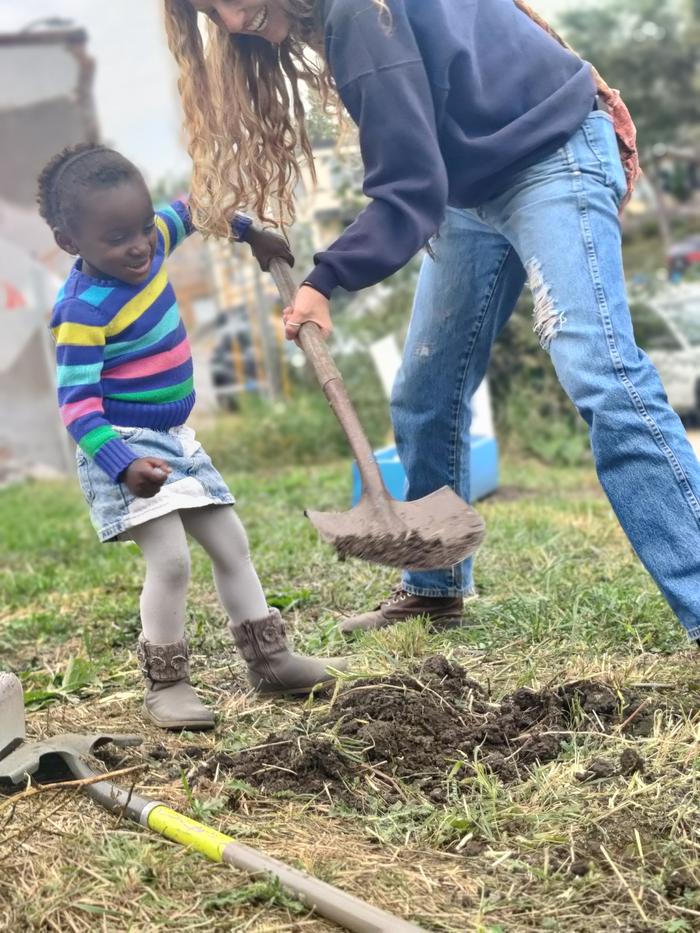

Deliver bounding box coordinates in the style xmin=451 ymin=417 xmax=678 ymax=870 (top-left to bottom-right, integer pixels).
xmin=56 ymin=180 xmax=157 ymax=285
xmin=187 ymin=0 xmax=292 ymax=43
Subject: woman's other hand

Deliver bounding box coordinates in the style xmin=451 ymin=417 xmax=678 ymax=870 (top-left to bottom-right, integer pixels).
xmin=283 ymin=285 xmax=332 ymax=342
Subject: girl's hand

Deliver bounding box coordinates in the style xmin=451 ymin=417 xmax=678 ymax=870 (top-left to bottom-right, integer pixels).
xmin=283 ymin=285 xmax=332 ymax=342
xmin=246 ymin=228 xmax=294 ymax=272
xmin=123 ymin=458 xmax=171 ymax=498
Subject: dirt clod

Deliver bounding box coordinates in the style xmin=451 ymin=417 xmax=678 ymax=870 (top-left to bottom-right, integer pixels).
xmin=576 ymin=757 xmax=617 ymax=783
xmin=222 ymin=656 xmax=650 ymax=803
xmin=619 ymin=747 xmax=645 ymax=776
xmin=665 ymin=868 xmax=697 ymax=899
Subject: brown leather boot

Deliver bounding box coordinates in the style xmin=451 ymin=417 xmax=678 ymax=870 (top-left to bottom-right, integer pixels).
xmin=338 ymin=588 xmax=464 ymax=635
xmin=137 ymin=635 xmax=215 ymax=731
xmin=230 ymin=609 xmax=347 ymax=696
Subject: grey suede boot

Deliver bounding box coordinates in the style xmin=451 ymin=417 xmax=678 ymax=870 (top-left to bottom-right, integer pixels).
xmin=230 ymin=609 xmax=347 ymax=696
xmin=137 ymin=635 xmax=215 ymax=731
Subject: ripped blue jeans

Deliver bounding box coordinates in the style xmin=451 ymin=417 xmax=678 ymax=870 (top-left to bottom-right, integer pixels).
xmin=392 ymin=110 xmax=700 ymax=640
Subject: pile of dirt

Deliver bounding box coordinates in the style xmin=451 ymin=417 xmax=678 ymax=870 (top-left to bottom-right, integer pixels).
xmin=223 ymin=656 xmax=651 ymax=803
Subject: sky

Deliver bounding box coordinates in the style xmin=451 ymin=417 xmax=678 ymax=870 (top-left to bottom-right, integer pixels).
xmin=0 ymin=0 xmax=579 ymax=185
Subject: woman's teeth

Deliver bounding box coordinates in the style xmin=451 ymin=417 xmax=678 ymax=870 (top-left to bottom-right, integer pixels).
xmin=248 ymin=6 xmax=268 ymax=32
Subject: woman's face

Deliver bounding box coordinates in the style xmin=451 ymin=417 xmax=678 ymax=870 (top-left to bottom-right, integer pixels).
xmin=187 ymin=0 xmax=291 ymax=43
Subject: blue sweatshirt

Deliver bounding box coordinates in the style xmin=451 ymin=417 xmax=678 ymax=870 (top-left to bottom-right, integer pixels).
xmin=305 ymin=0 xmax=596 ymax=297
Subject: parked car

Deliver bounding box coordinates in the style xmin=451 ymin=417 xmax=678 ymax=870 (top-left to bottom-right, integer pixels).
xmin=667 ymin=235 xmax=700 ymax=281
xmin=210 ymin=312 xmax=262 ymax=411
xmin=630 ymin=284 xmax=700 ymax=418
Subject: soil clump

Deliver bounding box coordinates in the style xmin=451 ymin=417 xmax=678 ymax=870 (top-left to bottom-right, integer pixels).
xmin=224 ymin=655 xmax=650 ymax=802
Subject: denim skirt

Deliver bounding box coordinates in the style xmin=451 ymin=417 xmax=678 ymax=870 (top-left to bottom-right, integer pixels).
xmin=76 ymin=424 xmax=234 ymax=542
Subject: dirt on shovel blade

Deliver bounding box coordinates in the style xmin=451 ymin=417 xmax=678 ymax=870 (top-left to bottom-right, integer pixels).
xmin=222 ymin=656 xmax=655 ymax=805
xmin=307 ymin=491 xmax=486 ymax=571
xmin=315 ymin=525 xmax=485 ymax=570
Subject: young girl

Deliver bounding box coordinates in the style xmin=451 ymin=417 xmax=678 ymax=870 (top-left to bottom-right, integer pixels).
xmin=38 ymin=144 xmax=346 ymax=731
xmin=162 ymin=0 xmax=700 ymax=647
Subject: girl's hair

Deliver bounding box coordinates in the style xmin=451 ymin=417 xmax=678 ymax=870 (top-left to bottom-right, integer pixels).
xmin=163 ymin=0 xmax=389 ymax=238
xmin=37 ymin=143 xmax=143 ymax=232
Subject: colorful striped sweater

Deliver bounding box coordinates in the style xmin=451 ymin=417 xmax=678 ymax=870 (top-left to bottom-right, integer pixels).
xmin=51 ymin=200 xmax=196 ymax=484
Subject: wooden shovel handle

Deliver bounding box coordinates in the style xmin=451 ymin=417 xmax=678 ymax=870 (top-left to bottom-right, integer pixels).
xmin=269 ymin=259 xmax=387 ymax=503
xmin=271 ymin=258 xmax=341 ymax=390
xmin=221 ymin=839 xmax=427 ymax=932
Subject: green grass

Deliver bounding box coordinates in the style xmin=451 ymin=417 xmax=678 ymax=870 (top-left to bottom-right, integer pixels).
xmin=1 ymin=455 xmax=699 ymax=932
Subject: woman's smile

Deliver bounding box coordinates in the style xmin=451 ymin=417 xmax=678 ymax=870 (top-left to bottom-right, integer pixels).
xmin=246 ymin=5 xmax=269 ymax=32
xmin=187 ymin=1 xmax=291 ymax=43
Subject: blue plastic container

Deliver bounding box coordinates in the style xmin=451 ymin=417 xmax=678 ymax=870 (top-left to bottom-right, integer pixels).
xmin=351 ymin=435 xmax=499 ymax=505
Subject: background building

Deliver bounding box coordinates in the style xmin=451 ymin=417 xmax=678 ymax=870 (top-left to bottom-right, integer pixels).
xmin=0 ymin=25 xmax=98 ymax=480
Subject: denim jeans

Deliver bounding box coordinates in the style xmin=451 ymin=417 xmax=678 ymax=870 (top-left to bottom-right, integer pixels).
xmin=392 ymin=110 xmax=700 ymax=640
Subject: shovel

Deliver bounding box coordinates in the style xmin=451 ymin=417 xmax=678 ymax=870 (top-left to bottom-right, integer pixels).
xmin=0 ymin=673 xmax=426 ymax=933
xmin=270 ymin=258 xmax=486 ymax=570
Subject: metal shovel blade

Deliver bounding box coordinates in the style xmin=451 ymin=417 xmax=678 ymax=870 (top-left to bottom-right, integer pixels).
xmin=0 ymin=673 xmax=142 ymax=784
xmin=307 ymin=485 xmax=486 ymax=571
xmin=0 ymin=673 xmax=26 ymax=761
xmin=0 ymin=732 xmax=143 ymax=786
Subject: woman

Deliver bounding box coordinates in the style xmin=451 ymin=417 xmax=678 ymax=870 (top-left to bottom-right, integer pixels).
xmin=163 ymin=0 xmax=700 ymax=645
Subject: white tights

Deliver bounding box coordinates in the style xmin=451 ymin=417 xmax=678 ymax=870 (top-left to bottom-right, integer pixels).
xmin=127 ymin=506 xmax=268 ymax=644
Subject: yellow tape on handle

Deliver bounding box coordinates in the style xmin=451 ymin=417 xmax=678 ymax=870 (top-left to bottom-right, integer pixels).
xmin=147 ymin=805 xmax=232 ymax=863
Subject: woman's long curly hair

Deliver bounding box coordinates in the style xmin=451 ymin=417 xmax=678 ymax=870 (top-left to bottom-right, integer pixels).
xmin=163 ymin=0 xmax=389 ymax=237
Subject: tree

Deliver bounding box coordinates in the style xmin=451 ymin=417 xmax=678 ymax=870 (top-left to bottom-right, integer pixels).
xmin=150 ymin=173 xmax=192 ymax=207
xmin=305 ymin=95 xmax=340 ymax=147
xmin=560 ymin=0 xmax=700 ymax=152
xmin=560 ymin=0 xmax=700 ymax=249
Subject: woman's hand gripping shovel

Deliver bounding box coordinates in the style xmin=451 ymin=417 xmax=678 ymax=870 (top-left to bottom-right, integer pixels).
xmin=270 ymin=258 xmax=486 ymax=570
xmin=0 ymin=673 xmax=426 ymax=933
